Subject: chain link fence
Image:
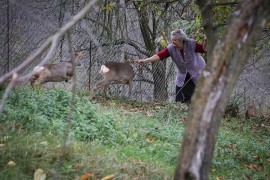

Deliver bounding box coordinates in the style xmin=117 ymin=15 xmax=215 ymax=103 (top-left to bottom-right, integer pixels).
xmin=0 ymin=0 xmax=179 ymax=103
xmin=1 ymin=0 xmax=269 ymax=115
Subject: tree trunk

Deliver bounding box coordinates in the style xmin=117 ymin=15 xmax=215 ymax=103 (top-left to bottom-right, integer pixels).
xmin=174 ymin=0 xmax=270 ymax=179
xmin=195 ymin=0 xmax=218 ymax=63
xmin=134 ymin=3 xmax=168 ymax=102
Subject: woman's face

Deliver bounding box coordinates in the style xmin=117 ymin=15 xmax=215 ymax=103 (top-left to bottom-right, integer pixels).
xmin=171 ymin=35 xmax=183 ymax=48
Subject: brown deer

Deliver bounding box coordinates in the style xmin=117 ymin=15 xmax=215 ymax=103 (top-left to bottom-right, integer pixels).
xmin=30 ymin=51 xmax=84 ymax=86
xmin=93 ymin=61 xmax=135 ymax=98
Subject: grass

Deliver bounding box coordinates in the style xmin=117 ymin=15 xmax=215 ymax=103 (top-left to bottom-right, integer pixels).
xmin=0 ymin=88 xmax=269 ymax=179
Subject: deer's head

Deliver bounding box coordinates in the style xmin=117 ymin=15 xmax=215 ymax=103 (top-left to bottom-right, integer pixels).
xmin=74 ymin=51 xmax=84 ymax=66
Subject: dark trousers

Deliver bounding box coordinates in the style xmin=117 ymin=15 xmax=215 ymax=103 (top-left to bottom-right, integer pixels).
xmin=175 ymin=73 xmax=196 ymax=103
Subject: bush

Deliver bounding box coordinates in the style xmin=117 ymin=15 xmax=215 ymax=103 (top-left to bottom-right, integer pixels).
xmin=0 ymin=88 xmax=119 ymax=145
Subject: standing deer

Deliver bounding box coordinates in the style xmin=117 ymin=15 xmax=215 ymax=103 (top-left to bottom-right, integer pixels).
xmin=93 ymin=61 xmax=135 ymax=98
xmin=30 ymin=51 xmax=84 ymax=86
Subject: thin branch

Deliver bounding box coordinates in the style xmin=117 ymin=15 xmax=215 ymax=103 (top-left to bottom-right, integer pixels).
xmin=99 ymin=39 xmax=151 ymax=56
xmin=79 ymin=38 xmax=149 ymax=56
xmin=13 ymin=36 xmax=59 ymax=85
xmin=59 ymin=30 xmax=78 ymax=171
xmin=84 ymin=17 xmax=111 ymax=33
xmin=0 ymin=73 xmax=18 ymax=114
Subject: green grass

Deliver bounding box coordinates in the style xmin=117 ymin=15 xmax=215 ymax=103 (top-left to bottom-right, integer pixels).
xmin=0 ymin=88 xmax=269 ymax=179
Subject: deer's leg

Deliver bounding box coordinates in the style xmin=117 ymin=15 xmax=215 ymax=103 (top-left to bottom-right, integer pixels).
xmin=30 ymin=74 xmax=39 ymax=87
xmin=65 ymin=74 xmax=72 ymax=82
xmin=34 ymin=79 xmax=45 ymax=86
xmin=93 ymin=79 xmax=110 ymax=96
xmin=103 ymin=84 xmax=109 ymax=97
xmin=33 ymin=74 xmax=47 ymax=87
xmin=94 ymin=79 xmax=109 ymax=90
xmin=30 ymin=78 xmax=36 ymax=87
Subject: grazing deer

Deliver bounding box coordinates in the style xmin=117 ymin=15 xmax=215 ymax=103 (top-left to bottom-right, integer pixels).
xmin=30 ymin=51 xmax=84 ymax=86
xmin=93 ymin=61 xmax=135 ymax=98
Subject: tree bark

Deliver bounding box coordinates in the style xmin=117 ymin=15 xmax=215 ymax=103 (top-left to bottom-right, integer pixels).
xmin=195 ymin=0 xmax=218 ymax=61
xmin=174 ymin=0 xmax=270 ymax=179
xmin=134 ymin=2 xmax=168 ymax=102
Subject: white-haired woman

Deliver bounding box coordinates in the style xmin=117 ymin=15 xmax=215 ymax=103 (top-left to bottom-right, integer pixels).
xmin=135 ymin=29 xmax=207 ymax=103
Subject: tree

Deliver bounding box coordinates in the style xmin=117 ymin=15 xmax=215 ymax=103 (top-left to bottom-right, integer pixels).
xmin=174 ymin=0 xmax=270 ymax=179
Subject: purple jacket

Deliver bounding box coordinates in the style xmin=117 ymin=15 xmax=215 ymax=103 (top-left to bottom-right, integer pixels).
xmin=167 ymin=38 xmax=206 ymax=87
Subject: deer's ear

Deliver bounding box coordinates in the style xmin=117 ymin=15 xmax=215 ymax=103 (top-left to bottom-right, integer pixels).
xmin=69 ymin=48 xmax=76 ymax=55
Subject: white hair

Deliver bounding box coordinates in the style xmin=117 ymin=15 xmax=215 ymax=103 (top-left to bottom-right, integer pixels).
xmin=171 ymin=29 xmax=188 ymax=41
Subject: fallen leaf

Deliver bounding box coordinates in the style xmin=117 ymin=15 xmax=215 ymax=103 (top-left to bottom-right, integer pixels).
xmin=246 ymin=163 xmax=264 ymax=171
xmin=145 ymin=112 xmax=154 ymax=117
xmin=262 ymin=124 xmax=270 ymax=131
xmin=80 ymin=172 xmax=93 ymax=180
xmin=252 ymin=155 xmax=260 ymax=161
xmin=34 ymin=168 xmax=46 ymax=180
xmin=0 ymin=144 xmax=5 ymax=148
xmin=245 ymin=163 xmax=254 ymax=170
xmin=146 ymin=134 xmax=156 ymax=143
xmin=74 ymin=163 xmax=83 ymax=169
xmin=40 ymin=141 xmax=48 ymax=146
xmin=101 ymin=174 xmax=116 ymax=180
xmin=146 ymin=137 xmax=156 ymax=142
xmin=7 ymin=161 xmax=16 ymax=167
xmin=253 ymin=164 xmax=264 ymax=171
xmin=216 ymin=177 xmax=224 ymax=180
xmin=236 ymin=152 xmax=242 ymax=157
xmin=227 ymin=144 xmax=236 ymax=150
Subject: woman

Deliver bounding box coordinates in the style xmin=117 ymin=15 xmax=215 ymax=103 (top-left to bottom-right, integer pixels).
xmin=135 ymin=29 xmax=207 ymax=103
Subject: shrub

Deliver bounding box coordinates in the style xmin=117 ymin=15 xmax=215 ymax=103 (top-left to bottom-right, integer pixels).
xmin=0 ymin=88 xmax=120 ymax=145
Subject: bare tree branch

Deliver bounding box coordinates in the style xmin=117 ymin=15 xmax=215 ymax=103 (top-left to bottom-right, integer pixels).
xmin=100 ymin=39 xmax=151 ymax=56
xmin=57 ymin=30 xmax=78 ymax=177
xmin=0 ymin=73 xmax=18 ymax=114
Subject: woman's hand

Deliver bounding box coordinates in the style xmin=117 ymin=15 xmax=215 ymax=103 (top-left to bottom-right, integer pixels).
xmin=134 ymin=59 xmax=146 ymax=65
xmin=133 ymin=55 xmax=161 ymax=65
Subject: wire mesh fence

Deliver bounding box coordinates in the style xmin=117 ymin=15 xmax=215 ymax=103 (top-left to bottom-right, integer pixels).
xmin=0 ymin=0 xmax=179 ymax=103
xmin=0 ymin=0 xmax=269 ymax=115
